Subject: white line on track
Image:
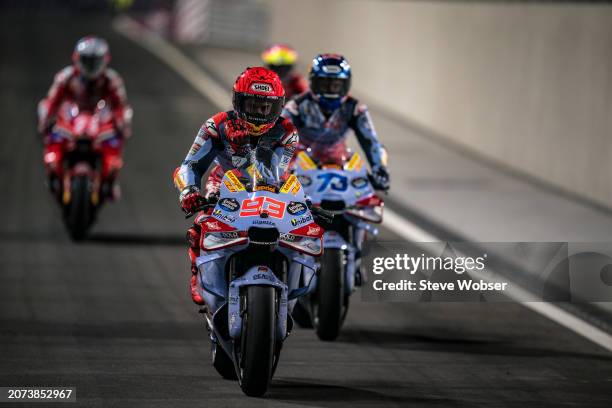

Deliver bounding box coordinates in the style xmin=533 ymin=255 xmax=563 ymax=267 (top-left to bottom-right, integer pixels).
xmin=113 ymin=16 xmax=612 ymax=353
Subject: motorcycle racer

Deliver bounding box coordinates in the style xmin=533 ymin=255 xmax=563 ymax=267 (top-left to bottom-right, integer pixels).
xmin=37 ymin=36 xmax=133 ymax=200
xmin=262 ymin=43 xmax=308 ymax=99
xmin=282 ymin=54 xmax=389 ymax=191
xmin=173 ymin=66 xmax=298 ymax=305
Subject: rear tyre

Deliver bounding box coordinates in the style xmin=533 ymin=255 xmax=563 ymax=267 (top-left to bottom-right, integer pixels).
xmin=211 ymin=342 xmax=237 ymax=380
xmin=314 ymin=248 xmax=344 ymax=341
xmin=239 ymin=286 xmax=276 ymax=397
xmin=66 ymin=175 xmax=92 ymax=241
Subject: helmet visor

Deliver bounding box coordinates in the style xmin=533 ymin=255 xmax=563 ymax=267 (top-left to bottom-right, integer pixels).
xmin=78 ymin=55 xmax=105 ymax=78
xmin=311 ymin=76 xmax=349 ymax=98
xmin=235 ymin=93 xmax=284 ymax=125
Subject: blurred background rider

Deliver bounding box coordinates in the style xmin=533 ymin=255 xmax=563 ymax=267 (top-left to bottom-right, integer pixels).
xmin=261 ymin=43 xmax=308 ymax=99
xmin=37 ymin=36 xmax=133 ymax=201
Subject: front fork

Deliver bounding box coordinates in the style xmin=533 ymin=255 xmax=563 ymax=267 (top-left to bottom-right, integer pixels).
xmin=340 ymin=217 xmax=379 ymax=289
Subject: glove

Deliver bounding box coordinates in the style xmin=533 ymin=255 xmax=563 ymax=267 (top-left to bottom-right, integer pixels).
xmin=179 ymin=186 xmax=207 ymax=216
xmin=370 ymin=166 xmax=390 ymax=191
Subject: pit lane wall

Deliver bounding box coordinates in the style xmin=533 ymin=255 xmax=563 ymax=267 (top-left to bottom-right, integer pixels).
xmin=264 ymin=0 xmax=612 ymax=208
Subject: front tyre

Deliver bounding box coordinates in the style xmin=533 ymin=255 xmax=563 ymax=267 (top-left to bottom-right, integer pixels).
xmin=239 ymin=285 xmax=276 ymax=397
xmin=65 ymin=175 xmax=92 ymax=241
xmin=314 ymin=248 xmax=344 ymax=341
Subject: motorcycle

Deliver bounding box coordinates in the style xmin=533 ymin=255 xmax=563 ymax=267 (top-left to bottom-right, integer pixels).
xmin=187 ymin=167 xmax=327 ymax=396
xmin=49 ymin=100 xmax=120 ymax=240
xmin=293 ymin=150 xmax=384 ymax=340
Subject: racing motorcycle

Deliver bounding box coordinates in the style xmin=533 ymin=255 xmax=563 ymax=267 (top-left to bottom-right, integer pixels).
xmin=293 ymin=150 xmax=384 ymax=340
xmin=49 ymin=100 xmax=119 ymax=240
xmin=186 ymin=164 xmax=331 ymax=396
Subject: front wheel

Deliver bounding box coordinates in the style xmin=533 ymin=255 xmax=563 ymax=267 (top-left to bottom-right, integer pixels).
xmin=65 ymin=175 xmax=93 ymax=241
xmin=313 ymin=248 xmax=345 ymax=341
xmin=239 ymin=285 xmax=276 ymax=397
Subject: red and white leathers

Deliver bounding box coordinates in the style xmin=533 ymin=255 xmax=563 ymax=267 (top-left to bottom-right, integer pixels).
xmin=173 ymin=111 xmax=298 ymax=304
xmin=38 ymin=65 xmax=132 ymax=195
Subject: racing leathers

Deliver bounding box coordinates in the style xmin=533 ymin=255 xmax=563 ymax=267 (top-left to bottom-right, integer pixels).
xmin=173 ymin=111 xmax=298 ymax=306
xmin=38 ymin=65 xmax=132 ymax=199
xmin=282 ymin=93 xmax=389 ymax=190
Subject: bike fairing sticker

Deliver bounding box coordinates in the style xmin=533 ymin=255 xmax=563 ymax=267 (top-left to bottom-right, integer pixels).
xmin=218 ymin=198 xmax=239 ymax=212
xmin=290 ymin=214 xmax=313 ymax=226
xmin=287 ymin=201 xmax=307 ymax=216
xmin=239 ymin=196 xmax=286 ymax=219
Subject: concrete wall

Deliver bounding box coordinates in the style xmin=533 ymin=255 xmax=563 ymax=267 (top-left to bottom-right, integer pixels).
xmin=264 ymin=0 xmax=612 ymax=208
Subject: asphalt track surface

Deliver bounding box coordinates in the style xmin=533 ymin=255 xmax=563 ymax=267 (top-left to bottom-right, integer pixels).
xmin=1 ymin=14 xmax=611 ymax=408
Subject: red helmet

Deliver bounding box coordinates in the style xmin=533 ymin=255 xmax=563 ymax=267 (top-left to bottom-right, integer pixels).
xmin=232 ymin=67 xmax=285 ymax=135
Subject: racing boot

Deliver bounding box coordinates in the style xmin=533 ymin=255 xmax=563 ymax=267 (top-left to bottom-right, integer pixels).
xmin=187 ymin=224 xmax=205 ymax=306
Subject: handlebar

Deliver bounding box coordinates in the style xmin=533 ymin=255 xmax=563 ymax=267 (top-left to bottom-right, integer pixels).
xmin=183 ymin=196 xmax=219 ymax=219
xmin=308 ymin=203 xmax=335 ymax=224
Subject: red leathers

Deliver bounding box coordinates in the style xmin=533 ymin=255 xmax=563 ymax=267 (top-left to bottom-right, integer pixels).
xmin=38 ymin=37 xmax=132 ymax=200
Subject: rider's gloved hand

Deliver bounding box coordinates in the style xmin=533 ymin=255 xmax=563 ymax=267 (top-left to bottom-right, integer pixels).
xmin=203 ymin=190 xmax=220 ymax=203
xmin=370 ymin=165 xmax=390 ymax=191
xmin=179 ymin=186 xmax=207 ymax=215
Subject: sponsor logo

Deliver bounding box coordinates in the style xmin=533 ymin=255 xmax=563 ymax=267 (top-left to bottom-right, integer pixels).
xmin=219 ymin=232 xmax=239 ymax=239
xmin=218 ymin=198 xmax=239 ymax=212
xmin=291 ymin=214 xmax=313 ymax=226
xmin=204 ymin=119 xmax=217 ymax=136
xmin=253 ymin=219 xmax=274 ymax=225
xmin=322 ymin=65 xmax=342 ymax=74
xmin=255 ymin=184 xmax=276 ymax=192
xmin=223 ymin=180 xmax=237 ymax=193
xmin=280 ymin=153 xmax=292 ymax=169
xmin=258 ymin=266 xmax=269 ymax=272
xmin=279 ymin=233 xmax=297 ymax=242
xmin=283 ymin=132 xmax=298 ymax=145
xmin=212 ymin=209 xmax=236 ymax=224
xmin=250 ymin=82 xmax=273 ymax=93
xmin=206 ymin=221 xmax=221 ymax=231
xmin=226 ymin=171 xmax=246 ymax=191
xmin=188 ymin=143 xmax=202 ymax=156
xmin=253 ymin=273 xmax=274 ymax=281
xmin=351 ymin=177 xmax=369 ymax=189
xmin=280 ymin=174 xmax=298 ymax=194
xmin=287 ymin=201 xmax=307 ymax=216
xmin=307 ymin=225 xmax=321 ymax=236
